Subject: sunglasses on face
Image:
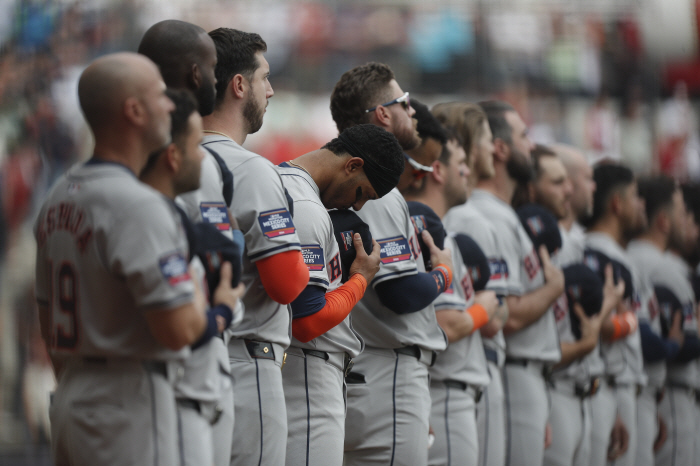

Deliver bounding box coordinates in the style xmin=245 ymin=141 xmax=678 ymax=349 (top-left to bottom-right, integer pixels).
xmin=404 ymin=153 xmax=433 ymax=180
xmin=365 ymin=92 xmax=411 ymax=113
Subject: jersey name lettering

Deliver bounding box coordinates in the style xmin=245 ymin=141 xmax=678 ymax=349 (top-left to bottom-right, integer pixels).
xmin=36 ymin=202 xmax=93 ymax=253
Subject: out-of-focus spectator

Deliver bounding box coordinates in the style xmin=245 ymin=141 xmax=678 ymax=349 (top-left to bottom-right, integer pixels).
xmin=619 ymin=82 xmax=654 ymax=175
xmin=657 ymin=81 xmax=700 ymax=181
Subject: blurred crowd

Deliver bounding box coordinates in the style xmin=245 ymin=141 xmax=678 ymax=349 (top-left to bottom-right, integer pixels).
xmin=3 ymin=0 xmax=700 ymax=459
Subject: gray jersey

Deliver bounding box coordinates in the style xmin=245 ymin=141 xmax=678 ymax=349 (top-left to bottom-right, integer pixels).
xmin=203 ymin=135 xmax=300 ymax=347
xmin=654 ymin=252 xmax=698 ymax=387
xmin=351 ymin=188 xmax=446 ymax=351
xmin=277 ymin=164 xmax=363 ymax=357
xmin=469 ymin=189 xmax=560 ymax=362
xmin=34 ymin=162 xmax=192 ymax=361
xmin=177 ymin=151 xmax=233 ymax=240
xmin=585 ymin=232 xmax=646 ymax=385
xmin=429 ymin=235 xmax=490 ymax=387
xmin=627 ymin=240 xmax=667 ymax=389
xmin=443 ymin=197 xmax=508 ymax=365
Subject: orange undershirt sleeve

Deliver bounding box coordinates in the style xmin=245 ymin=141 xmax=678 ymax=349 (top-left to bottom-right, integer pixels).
xmin=256 ymin=250 xmax=309 ymax=304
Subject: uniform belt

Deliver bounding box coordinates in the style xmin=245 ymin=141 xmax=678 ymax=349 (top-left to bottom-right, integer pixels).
xmin=440 ymin=379 xmax=483 ymax=403
xmin=551 ymin=377 xmax=600 ymax=399
xmin=394 ymin=345 xmax=436 ymax=366
xmin=667 ymin=381 xmax=698 ymax=399
xmin=505 ymin=357 xmax=553 ymax=381
xmin=484 ymin=347 xmax=498 ymax=365
xmin=606 ymin=376 xmax=643 ymax=396
xmin=244 ymin=340 xmax=276 ymax=360
xmin=640 ymin=385 xmax=665 ymax=404
xmin=176 ymin=398 xmax=201 ymax=413
xmin=300 ymin=348 xmax=354 ymax=377
xmin=81 ymin=357 xmax=168 ymax=378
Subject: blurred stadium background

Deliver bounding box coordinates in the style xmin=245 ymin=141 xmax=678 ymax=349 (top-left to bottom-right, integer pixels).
xmin=2 ymin=0 xmax=700 ymax=463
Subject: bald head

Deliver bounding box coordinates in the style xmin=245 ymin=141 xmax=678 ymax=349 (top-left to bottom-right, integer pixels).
xmin=138 ymin=20 xmax=217 ymax=115
xmin=552 ymin=143 xmax=595 ymax=221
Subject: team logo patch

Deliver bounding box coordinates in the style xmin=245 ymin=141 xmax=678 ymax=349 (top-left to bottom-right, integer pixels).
xmin=301 ymin=244 xmax=325 ymax=271
xmin=410 ymin=215 xmax=427 ymax=234
xmin=488 ymin=259 xmax=509 ymax=280
xmin=339 ymin=231 xmax=354 ymax=251
xmin=159 ymin=252 xmax=190 ymax=286
xmin=584 ymin=254 xmax=599 ymax=272
xmin=468 ymin=266 xmax=481 ymax=284
xmin=378 ymin=236 xmax=411 ymax=264
xmin=526 ymin=216 xmax=544 ymax=236
xmin=200 ymin=202 xmax=232 ymax=231
xmin=258 ymin=208 xmax=295 ymax=238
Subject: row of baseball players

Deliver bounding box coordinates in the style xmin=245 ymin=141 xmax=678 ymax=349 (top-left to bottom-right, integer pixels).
xmin=33 ymin=18 xmax=700 ymax=466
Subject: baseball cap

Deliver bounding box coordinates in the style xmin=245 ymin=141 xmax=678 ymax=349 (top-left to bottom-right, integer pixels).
xmin=406 ymin=201 xmax=446 ymax=270
xmin=191 ymin=222 xmax=243 ymax=293
xmin=452 ymin=233 xmax=490 ymax=292
xmin=583 ymin=249 xmax=633 ymax=300
xmin=328 ymin=209 xmax=373 ymax=282
xmin=516 ymin=204 xmax=562 ymax=256
xmin=654 ymin=285 xmax=683 ymax=338
xmin=563 ymin=263 xmax=604 ymax=339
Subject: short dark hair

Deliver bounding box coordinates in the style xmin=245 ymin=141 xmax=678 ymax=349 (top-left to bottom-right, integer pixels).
xmin=638 ymin=175 xmax=677 ymax=224
xmin=208 ymin=28 xmax=267 ymax=105
xmin=587 ymin=162 xmax=635 ymax=227
xmin=531 ymin=144 xmax=557 ymax=181
xmin=479 ymin=100 xmax=516 ymax=145
xmin=138 ymin=20 xmax=208 ymax=88
xmin=330 ymin=62 xmax=395 ymax=132
xmin=411 ymin=98 xmax=448 ymax=147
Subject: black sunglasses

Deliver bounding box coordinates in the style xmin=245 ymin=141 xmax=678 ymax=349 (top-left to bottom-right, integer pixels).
xmin=365 ymin=92 xmax=411 ymax=113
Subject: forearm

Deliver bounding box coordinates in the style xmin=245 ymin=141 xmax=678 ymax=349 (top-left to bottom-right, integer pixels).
xmin=504 ymin=283 xmax=561 ymax=334
xmin=555 ymin=338 xmax=597 ymax=368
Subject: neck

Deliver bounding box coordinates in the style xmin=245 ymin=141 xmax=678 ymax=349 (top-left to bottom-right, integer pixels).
xmin=203 ymin=105 xmax=248 ymax=145
xmin=476 ymin=164 xmax=516 ymax=205
xmin=403 ymin=185 xmax=450 ymax=219
xmin=589 ymin=217 xmax=625 ymax=246
xmin=559 ymin=211 xmax=576 ymax=231
xmin=139 ymin=171 xmax=175 ymax=200
xmin=92 ymin=132 xmax=149 ymax=176
xmin=636 ymin=229 xmax=667 ymax=252
xmin=290 ymin=150 xmax=338 ymax=193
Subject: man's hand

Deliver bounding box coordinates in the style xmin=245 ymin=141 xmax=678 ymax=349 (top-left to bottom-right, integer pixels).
xmin=607 ymin=415 xmax=629 ymax=460
xmin=475 ymin=290 xmax=500 ymax=321
xmin=539 ymin=245 xmax=564 ymax=295
xmin=573 ymin=302 xmax=602 ymax=352
xmin=349 ymin=234 xmax=381 ymax=282
xmin=653 ymin=412 xmax=667 ymax=452
xmin=213 ymin=262 xmax=246 ymax=312
xmin=601 ymin=263 xmax=625 ymax=319
xmin=422 ymin=230 xmax=452 ymax=272
xmin=668 ymin=310 xmax=685 ymax=348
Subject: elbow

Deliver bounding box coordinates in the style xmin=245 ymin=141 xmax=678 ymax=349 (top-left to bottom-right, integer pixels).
xmin=291 ymin=319 xmax=317 ymax=343
xmin=503 ymin=316 xmax=524 ymax=335
xmin=159 ymin=331 xmax=198 ymax=351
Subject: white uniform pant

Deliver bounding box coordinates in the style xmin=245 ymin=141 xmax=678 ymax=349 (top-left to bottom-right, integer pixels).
xmin=476 ymin=361 xmax=506 ymax=466
xmin=543 ymin=385 xmax=591 ymax=466
xmin=429 ymin=380 xmax=479 ymax=466
xmin=655 ymin=385 xmax=696 ymax=466
xmin=588 ymin=380 xmax=616 ymax=466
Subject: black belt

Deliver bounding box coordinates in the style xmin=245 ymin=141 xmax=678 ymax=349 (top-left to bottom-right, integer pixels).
xmin=668 ymin=381 xmax=698 ymax=398
xmin=606 ymin=376 xmax=643 ymax=396
xmin=484 ymin=347 xmax=498 ymax=365
xmin=177 ymin=398 xmax=201 ymax=413
xmin=394 ymin=345 xmax=436 ymax=366
xmin=244 ymin=340 xmax=276 ymax=360
xmin=302 ymin=348 xmax=355 ymax=377
xmin=505 ymin=357 xmax=553 ymax=381
xmin=575 ymin=377 xmax=601 ymax=399
xmin=82 ymin=357 xmax=168 ymax=378
xmin=441 ymin=380 xmax=483 ymax=403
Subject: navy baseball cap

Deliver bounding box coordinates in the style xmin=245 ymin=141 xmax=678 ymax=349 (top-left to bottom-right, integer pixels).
xmin=654 ymin=285 xmax=683 ymax=338
xmin=452 ymin=233 xmax=490 ymax=292
xmin=516 ymin=204 xmax=562 ymax=256
xmin=328 ymin=209 xmax=373 ymax=283
xmin=191 ymin=222 xmax=243 ymax=293
xmin=583 ymin=249 xmax=633 ymax=300
xmin=406 ymin=201 xmax=446 ymax=270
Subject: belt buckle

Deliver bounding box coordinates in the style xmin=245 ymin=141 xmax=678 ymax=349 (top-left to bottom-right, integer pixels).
xmin=211 ymin=404 xmax=223 ymax=425
xmin=281 ymin=352 xmax=287 ymax=370
xmin=473 ymin=387 xmax=483 ymax=404
xmin=541 ymin=364 xmax=553 ymax=382
xmin=344 ymin=355 xmax=354 ymax=377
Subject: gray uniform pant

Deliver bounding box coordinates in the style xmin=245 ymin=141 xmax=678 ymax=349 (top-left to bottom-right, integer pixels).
xmin=177 ymin=401 xmax=214 ymax=466
xmin=588 ymin=380 xmax=616 ymax=466
xmin=228 ymin=339 xmax=287 ymax=466
xmin=502 ymin=362 xmax=550 ymax=466
xmin=655 ymin=385 xmax=696 ymax=466
xmin=344 ymin=346 xmax=432 ymax=466
xmin=428 ymin=381 xmax=479 ymax=466
xmin=476 ymin=361 xmax=506 ymax=466
xmin=50 ymin=359 xmax=178 ymax=466
xmin=544 ymin=384 xmax=591 ymax=466
xmin=634 ymin=386 xmax=659 ymax=466
xmin=609 ymin=384 xmax=637 ymax=466
xmin=283 ymin=346 xmax=346 ymax=466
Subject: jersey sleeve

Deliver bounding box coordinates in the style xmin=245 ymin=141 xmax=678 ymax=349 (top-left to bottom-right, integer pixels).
xmin=294 ymin=200 xmax=339 ymax=290
xmin=106 ymin=196 xmax=194 ymax=311
xmin=355 ymin=190 xmax=418 ymax=287
xmin=231 ymin=157 xmax=300 ymax=262
xmin=433 ymin=243 xmax=469 ymax=312
xmin=459 ymin=222 xmax=510 ymax=296
xmin=497 ymin=225 xmax=525 ymax=296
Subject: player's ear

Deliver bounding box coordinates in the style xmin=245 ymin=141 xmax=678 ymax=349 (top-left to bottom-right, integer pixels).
xmin=190 ymin=63 xmax=201 ymax=90
xmin=492 ymin=138 xmax=509 ymax=163
xmin=230 ymin=74 xmax=247 ymax=100
xmin=165 ymin=143 xmax=181 ymax=173
xmin=371 ymin=105 xmax=392 ymax=129
xmin=123 ymin=96 xmax=145 ymax=126
xmin=345 ymin=156 xmax=364 ymax=175
xmin=430 ymin=160 xmax=445 ymax=183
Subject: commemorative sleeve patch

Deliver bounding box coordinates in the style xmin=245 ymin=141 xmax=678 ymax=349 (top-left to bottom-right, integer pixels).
xmin=378 ymin=236 xmax=411 ymax=264
xmin=301 ymin=244 xmax=325 ymax=271
xmin=488 ymin=258 xmax=509 ymax=280
xmin=257 ymin=208 xmax=296 ymax=238
xmin=159 ymin=252 xmax=190 ymax=286
xmin=200 ymin=202 xmax=232 ymax=231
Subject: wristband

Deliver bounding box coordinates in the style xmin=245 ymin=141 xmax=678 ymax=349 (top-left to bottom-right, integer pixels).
xmin=431 ymin=264 xmax=453 ymax=294
xmin=611 ymin=314 xmax=631 ymax=340
xmin=467 ymin=304 xmax=489 ymax=331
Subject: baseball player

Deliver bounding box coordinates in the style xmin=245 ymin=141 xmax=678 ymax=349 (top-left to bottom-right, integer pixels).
xmin=34 ymin=53 xmax=207 ymax=466
xmin=278 ymin=124 xmax=404 ymax=466
xmin=138 ymin=20 xmax=241 ymax=466
xmin=330 ymin=62 xmax=454 ymax=466
xmin=203 ymin=28 xmax=309 ymax=466
xmin=469 ymin=101 xmax=563 ymax=466
xmin=403 ymin=127 xmax=500 ymax=466
xmin=436 ymin=101 xmax=509 ymax=466
xmin=627 ymin=176 xmax=689 ymax=466
xmin=526 ymin=145 xmax=621 ymax=466
xmin=583 ymin=163 xmax=647 ymax=466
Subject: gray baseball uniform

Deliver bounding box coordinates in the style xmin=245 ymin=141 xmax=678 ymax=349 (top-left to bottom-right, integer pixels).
xmin=428 ymin=234 xmax=490 ymax=466
xmin=653 ymin=252 xmax=698 ymax=466
xmin=202 ymin=134 xmax=301 ymax=466
xmin=584 ymin=232 xmax=646 ymax=466
xmin=175 ymin=151 xmax=237 ymax=466
xmin=343 ymin=188 xmax=447 ymax=466
xmin=469 ymin=190 xmax=560 ymax=466
xmin=34 ymin=161 xmax=193 ymax=466
xmin=444 ymin=194 xmax=510 ymax=466
xmin=544 ymin=223 xmax=594 ymax=466
xmin=277 ymin=164 xmax=363 ymax=466
xmin=626 ymin=239 xmax=666 ymax=466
